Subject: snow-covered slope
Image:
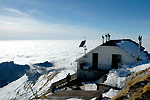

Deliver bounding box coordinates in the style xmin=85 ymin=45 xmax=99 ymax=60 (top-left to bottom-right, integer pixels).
xmin=0 ymin=69 xmax=75 ymax=100
xmin=104 ymin=62 xmax=150 ymax=88
xmin=111 ymin=66 xmax=150 ymax=100
xmin=102 ymin=61 xmax=150 ymax=98
xmin=0 ymin=74 xmax=28 ymax=100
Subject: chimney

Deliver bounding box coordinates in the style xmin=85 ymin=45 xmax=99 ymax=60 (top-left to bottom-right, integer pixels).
xmin=137 ymin=35 xmax=142 ymax=61
xmin=108 ymin=33 xmax=110 ymax=41
xmin=105 ymin=34 xmax=108 ymax=42
xmin=102 ymin=35 xmax=104 ymax=44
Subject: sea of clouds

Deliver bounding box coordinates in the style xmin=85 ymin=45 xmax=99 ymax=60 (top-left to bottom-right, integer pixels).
xmin=0 ymin=40 xmax=101 ymax=71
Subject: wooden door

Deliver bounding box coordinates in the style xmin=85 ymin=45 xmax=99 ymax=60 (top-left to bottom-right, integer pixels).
xmin=112 ymin=54 xmax=121 ymax=69
xmin=92 ymin=53 xmax=98 ymax=69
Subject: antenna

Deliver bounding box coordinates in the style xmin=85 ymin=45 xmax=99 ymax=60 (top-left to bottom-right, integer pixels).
xmin=105 ymin=34 xmax=108 ymax=42
xmin=108 ymin=33 xmax=110 ymax=41
xmin=83 ymin=36 xmax=87 ymax=55
xmin=84 ymin=36 xmax=86 ymax=40
xmin=102 ymin=35 xmax=104 ymax=44
xmin=137 ymin=35 xmax=142 ymax=61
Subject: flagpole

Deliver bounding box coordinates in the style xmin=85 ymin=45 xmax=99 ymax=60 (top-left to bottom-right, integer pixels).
xmin=84 ymin=36 xmax=87 ymax=56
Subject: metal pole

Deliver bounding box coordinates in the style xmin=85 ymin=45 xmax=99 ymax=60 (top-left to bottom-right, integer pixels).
xmin=138 ymin=35 xmax=142 ymax=61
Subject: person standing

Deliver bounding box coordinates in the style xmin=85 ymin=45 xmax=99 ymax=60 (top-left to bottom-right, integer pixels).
xmin=66 ymin=73 xmax=71 ymax=87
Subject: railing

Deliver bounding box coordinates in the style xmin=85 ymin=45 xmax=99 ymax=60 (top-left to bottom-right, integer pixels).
xmin=98 ymin=83 xmax=121 ymax=90
xmin=49 ymin=73 xmax=77 ymax=92
xmin=47 ymin=96 xmax=83 ymax=99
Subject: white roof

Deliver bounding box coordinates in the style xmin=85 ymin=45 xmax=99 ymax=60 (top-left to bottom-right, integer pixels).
xmin=76 ymin=39 xmax=149 ymax=61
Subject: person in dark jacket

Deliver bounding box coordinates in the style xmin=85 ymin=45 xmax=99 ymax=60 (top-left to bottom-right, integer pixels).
xmin=52 ymin=86 xmax=56 ymax=93
xmin=66 ymin=73 xmax=71 ymax=87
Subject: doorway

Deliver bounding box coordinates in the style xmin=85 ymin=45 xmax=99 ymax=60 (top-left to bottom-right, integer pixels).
xmin=112 ymin=54 xmax=121 ymax=69
xmin=92 ymin=53 xmax=98 ymax=69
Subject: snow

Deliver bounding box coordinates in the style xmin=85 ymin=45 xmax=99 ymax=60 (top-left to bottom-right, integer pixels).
xmin=104 ymin=62 xmax=150 ymax=88
xmin=103 ymin=69 xmax=127 ymax=88
xmin=90 ymin=97 xmax=97 ymax=100
xmin=0 ymin=70 xmax=75 ymax=100
xmin=80 ymin=83 xmax=97 ymax=91
xmin=103 ymin=62 xmax=150 ymax=98
xmin=102 ymin=88 xmax=119 ymax=98
xmin=129 ymin=63 xmax=150 ymax=73
xmin=0 ymin=74 xmax=28 ymax=100
xmin=34 ymin=70 xmax=75 ymax=96
xmin=116 ymin=41 xmax=148 ymax=61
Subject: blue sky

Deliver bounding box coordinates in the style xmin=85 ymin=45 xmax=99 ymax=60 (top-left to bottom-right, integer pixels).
xmin=0 ymin=0 xmax=150 ymax=41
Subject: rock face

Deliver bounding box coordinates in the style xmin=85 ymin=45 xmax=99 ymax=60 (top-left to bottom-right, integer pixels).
xmin=0 ymin=61 xmax=30 ymax=87
xmin=34 ymin=61 xmax=53 ymax=67
xmin=111 ymin=67 xmax=150 ymax=100
xmin=0 ymin=61 xmax=55 ymax=88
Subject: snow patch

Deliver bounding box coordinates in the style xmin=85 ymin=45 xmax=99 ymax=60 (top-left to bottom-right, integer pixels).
xmin=129 ymin=63 xmax=150 ymax=73
xmin=104 ymin=69 xmax=127 ymax=88
xmin=90 ymin=97 xmax=97 ymax=100
xmin=102 ymin=88 xmax=119 ymax=99
xmin=80 ymin=84 xmax=97 ymax=91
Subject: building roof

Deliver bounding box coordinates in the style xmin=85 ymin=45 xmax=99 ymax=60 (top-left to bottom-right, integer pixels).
xmin=103 ymin=39 xmax=148 ymax=61
xmin=101 ymin=39 xmax=145 ymax=50
xmin=76 ymin=39 xmax=149 ymax=61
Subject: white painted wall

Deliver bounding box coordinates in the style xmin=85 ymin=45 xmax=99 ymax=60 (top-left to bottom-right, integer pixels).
xmin=77 ymin=46 xmax=137 ymax=70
